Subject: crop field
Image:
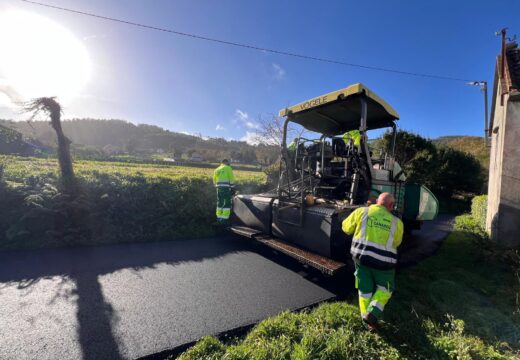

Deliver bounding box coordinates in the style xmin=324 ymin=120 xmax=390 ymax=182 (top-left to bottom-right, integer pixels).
xmin=0 ymin=155 xmax=266 ymax=184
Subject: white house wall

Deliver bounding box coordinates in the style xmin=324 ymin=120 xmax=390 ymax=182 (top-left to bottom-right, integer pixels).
xmin=486 ymin=86 xmax=520 ymax=247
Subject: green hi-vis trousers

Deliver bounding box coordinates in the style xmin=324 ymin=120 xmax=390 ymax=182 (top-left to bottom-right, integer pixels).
xmin=216 ymin=187 xmax=231 ymax=220
xmin=354 ymin=262 xmax=395 ymax=320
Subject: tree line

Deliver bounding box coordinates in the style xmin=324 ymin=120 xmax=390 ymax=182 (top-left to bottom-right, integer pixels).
xmin=0 ymin=119 xmax=279 ymax=164
xmin=382 ymin=130 xmax=486 ymax=196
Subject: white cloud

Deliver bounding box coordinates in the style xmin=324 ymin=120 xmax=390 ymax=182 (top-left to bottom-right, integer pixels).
xmin=236 ymin=109 xmax=248 ymax=121
xmin=216 ymin=124 xmax=224 ymax=131
xmin=0 ymin=92 xmax=17 ymax=109
xmin=0 ymin=79 xmax=24 ymax=106
xmin=272 ymin=63 xmax=286 ymax=80
xmin=241 ymin=131 xmax=275 ymax=145
xmin=235 ymin=108 xmax=260 ymax=129
xmin=245 ymin=121 xmax=260 ymax=129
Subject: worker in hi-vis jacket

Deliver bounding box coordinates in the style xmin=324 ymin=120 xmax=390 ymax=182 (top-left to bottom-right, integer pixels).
xmin=342 ymin=130 xmax=361 ymax=148
xmin=213 ymin=159 xmax=235 ymax=224
xmin=342 ymin=192 xmax=404 ymax=332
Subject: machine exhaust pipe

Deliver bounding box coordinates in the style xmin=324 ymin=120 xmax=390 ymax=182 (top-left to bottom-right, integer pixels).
xmin=349 ymin=172 xmax=360 ymax=205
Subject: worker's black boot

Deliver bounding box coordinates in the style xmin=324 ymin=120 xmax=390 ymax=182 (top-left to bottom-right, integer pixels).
xmin=212 ymin=219 xmax=230 ymax=227
xmin=362 ymin=313 xmax=379 ymax=332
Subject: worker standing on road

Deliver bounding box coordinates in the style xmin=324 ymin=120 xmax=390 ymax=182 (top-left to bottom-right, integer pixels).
xmin=342 ymin=192 xmax=403 ymax=331
xmin=213 ymin=159 xmax=235 ymax=224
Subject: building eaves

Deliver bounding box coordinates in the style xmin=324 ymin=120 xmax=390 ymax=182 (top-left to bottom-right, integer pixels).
xmin=489 ymin=42 xmax=520 ymax=135
xmin=506 ymin=42 xmax=520 ymax=93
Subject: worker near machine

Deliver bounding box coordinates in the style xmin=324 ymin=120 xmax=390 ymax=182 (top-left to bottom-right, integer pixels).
xmin=342 ymin=130 xmax=361 ymax=148
xmin=287 ymin=138 xmax=298 ymax=153
xmin=342 ymin=192 xmax=403 ymax=331
xmin=213 ymin=159 xmax=235 ymax=224
xmin=287 ymin=138 xmax=298 ymax=165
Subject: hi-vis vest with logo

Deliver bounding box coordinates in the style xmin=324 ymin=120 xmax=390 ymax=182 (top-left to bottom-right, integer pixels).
xmin=342 ymin=205 xmax=404 ymax=270
xmin=213 ymin=164 xmax=235 ymax=188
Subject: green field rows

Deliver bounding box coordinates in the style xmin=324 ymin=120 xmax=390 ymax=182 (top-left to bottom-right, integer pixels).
xmin=0 ymin=155 xmax=266 ymax=184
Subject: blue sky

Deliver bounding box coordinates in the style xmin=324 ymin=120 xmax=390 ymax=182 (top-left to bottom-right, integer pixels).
xmin=0 ymin=0 xmax=518 ymax=142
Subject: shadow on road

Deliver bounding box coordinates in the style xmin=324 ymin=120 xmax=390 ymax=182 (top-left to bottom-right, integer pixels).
xmin=74 ymin=272 xmax=123 ymax=360
xmin=0 ymin=237 xmax=253 ymax=359
xmin=398 ymin=214 xmax=454 ymax=268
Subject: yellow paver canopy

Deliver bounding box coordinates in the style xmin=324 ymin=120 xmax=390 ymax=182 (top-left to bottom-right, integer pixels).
xmin=278 ymin=83 xmax=399 ymax=135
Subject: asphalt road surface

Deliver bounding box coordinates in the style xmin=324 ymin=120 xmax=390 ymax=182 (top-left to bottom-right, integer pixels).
xmin=0 ymin=215 xmax=452 ymax=360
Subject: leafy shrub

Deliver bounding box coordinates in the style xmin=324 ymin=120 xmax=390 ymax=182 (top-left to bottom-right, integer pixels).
xmin=434 ymin=147 xmax=484 ymax=196
xmin=471 ymin=195 xmax=488 ymax=230
xmin=383 ymin=130 xmax=438 ymax=189
xmin=454 ymin=214 xmax=487 ymax=238
xmin=454 ymin=195 xmax=489 ymax=240
xmin=263 ymin=160 xmax=280 ymax=187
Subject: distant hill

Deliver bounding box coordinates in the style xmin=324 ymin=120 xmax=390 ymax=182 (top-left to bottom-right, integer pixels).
xmin=432 ymin=136 xmax=489 ymax=169
xmin=0 ymin=119 xmax=278 ymax=164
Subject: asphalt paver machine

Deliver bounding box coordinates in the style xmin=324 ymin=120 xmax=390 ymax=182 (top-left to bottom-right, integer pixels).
xmin=230 ymin=84 xmax=438 ymax=274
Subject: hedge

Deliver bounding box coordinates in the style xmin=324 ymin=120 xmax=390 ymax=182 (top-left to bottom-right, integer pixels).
xmin=0 ymin=171 xmax=264 ymax=251
xmin=470 ymin=195 xmax=488 ymax=230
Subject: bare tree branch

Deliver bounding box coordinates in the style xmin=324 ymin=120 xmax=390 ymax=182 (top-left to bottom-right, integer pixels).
xmin=252 ymin=114 xmax=306 ymax=146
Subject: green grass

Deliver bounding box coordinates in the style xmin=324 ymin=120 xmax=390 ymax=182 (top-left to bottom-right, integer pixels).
xmin=175 ymin=225 xmax=520 ymax=359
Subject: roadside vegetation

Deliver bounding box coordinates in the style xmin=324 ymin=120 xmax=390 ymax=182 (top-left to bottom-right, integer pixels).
xmin=0 ymin=155 xmax=266 ymax=251
xmin=175 ymin=195 xmax=520 ymax=360
xmin=376 ymin=130 xmax=488 ymax=214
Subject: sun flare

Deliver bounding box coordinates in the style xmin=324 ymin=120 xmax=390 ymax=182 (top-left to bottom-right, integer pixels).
xmin=0 ymin=10 xmax=92 ymax=103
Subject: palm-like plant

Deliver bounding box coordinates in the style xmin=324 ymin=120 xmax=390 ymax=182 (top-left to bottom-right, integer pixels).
xmin=24 ymin=97 xmax=76 ymax=191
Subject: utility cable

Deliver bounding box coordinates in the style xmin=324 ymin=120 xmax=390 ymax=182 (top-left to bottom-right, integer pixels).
xmin=17 ymin=0 xmax=474 ymax=82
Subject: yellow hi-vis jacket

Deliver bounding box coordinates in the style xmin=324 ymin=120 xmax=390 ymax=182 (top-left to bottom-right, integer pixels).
xmin=342 ymin=130 xmax=361 ymax=147
xmin=342 ymin=204 xmax=404 ymax=269
xmin=213 ymin=164 xmax=235 ymax=188
xmin=287 ymin=139 xmax=298 ymax=151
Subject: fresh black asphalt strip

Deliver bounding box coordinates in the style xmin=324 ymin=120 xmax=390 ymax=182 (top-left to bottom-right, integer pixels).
xmin=0 ymin=236 xmax=337 ymax=359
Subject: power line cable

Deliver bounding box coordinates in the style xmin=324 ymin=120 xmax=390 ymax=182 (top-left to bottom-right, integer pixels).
xmin=17 ymin=0 xmax=474 ymax=82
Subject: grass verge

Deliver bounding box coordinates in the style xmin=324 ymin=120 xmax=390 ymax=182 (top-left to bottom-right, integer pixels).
xmin=174 ymin=220 xmax=520 ymax=359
